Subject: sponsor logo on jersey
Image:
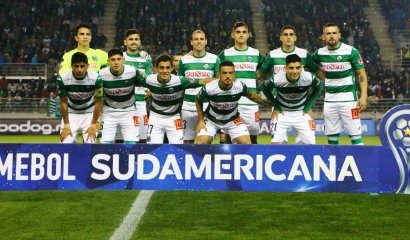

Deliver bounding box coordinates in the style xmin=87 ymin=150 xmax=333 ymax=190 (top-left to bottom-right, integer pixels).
xmin=186 ymin=71 xmax=213 ymax=78
xmin=214 ymin=102 xmax=237 ymax=110
xmin=105 ymin=87 xmax=133 ymax=95
xmin=323 ymin=63 xmax=346 ymax=70
xmin=233 ymin=63 xmax=256 ymax=70
xmin=155 ymin=94 xmax=178 ymax=100
xmin=68 ymin=92 xmax=93 ymax=100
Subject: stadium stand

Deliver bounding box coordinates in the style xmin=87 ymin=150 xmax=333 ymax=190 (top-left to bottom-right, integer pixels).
xmin=115 ymin=0 xmax=255 ymax=56
xmin=0 ymin=0 xmax=408 ymax=116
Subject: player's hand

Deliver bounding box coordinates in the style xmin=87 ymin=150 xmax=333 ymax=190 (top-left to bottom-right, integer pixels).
xmin=86 ymin=124 xmax=98 ymax=142
xmin=271 ymin=110 xmax=281 ymax=122
xmin=304 ymin=110 xmax=314 ymax=119
xmin=357 ymin=96 xmax=367 ymax=112
xmin=144 ymin=88 xmax=152 ymax=99
xmin=138 ymin=70 xmax=147 ymax=78
xmin=60 ymin=127 xmax=72 ymax=142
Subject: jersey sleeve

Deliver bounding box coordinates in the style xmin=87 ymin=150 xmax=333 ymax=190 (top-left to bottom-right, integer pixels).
xmin=218 ymin=50 xmax=225 ymax=61
xmin=97 ymin=49 xmax=109 ymax=69
xmin=180 ymin=76 xmax=200 ymax=89
xmin=135 ymin=70 xmax=147 ymax=87
xmin=351 ymin=48 xmax=365 ymax=70
xmin=305 ymin=52 xmax=320 ymax=73
xmin=59 ymin=52 xmax=72 ymax=74
xmin=94 ymin=76 xmax=103 ymax=99
xmin=56 ymin=75 xmax=67 ymax=98
xmin=145 ymin=60 xmax=153 ymax=75
xmin=214 ymin=57 xmax=221 ymax=75
xmin=256 ymin=52 xmax=263 ymax=69
xmin=196 ymin=86 xmax=208 ymax=103
xmin=178 ymin=59 xmax=185 ymax=76
xmin=304 ymin=74 xmax=323 ymax=112
xmin=259 ymin=53 xmax=273 ymax=74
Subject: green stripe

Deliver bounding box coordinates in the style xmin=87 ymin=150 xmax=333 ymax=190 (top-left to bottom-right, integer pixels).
xmin=325 ymin=70 xmax=353 ymax=79
xmin=325 ymin=85 xmax=354 ymax=93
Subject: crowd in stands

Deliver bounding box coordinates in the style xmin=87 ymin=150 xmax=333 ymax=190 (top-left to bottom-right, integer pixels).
xmin=0 ymin=0 xmax=408 ymax=111
xmin=115 ymin=0 xmax=254 ymax=56
xmin=0 ymin=0 xmax=106 ymax=73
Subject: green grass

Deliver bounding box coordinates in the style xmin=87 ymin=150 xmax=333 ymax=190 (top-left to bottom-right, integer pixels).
xmin=0 ymin=135 xmax=382 ymax=145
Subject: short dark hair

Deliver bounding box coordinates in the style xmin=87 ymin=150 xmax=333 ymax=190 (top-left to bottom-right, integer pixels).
xmin=124 ymin=29 xmax=141 ymax=39
xmin=108 ymin=48 xmax=123 ymax=57
xmin=219 ymin=60 xmax=235 ymax=71
xmin=285 ymin=54 xmax=302 ymax=65
xmin=281 ymin=25 xmax=296 ymax=35
xmin=71 ymin=52 xmax=88 ymax=65
xmin=156 ymin=54 xmax=172 ymax=67
xmin=232 ymin=21 xmax=248 ymax=31
xmin=75 ymin=23 xmax=92 ymax=35
xmin=323 ymin=23 xmax=340 ymax=32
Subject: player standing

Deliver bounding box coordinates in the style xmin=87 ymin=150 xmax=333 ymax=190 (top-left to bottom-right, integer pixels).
xmin=57 ymin=52 xmax=103 ymax=143
xmin=140 ymin=55 xmax=216 ymax=144
xmin=261 ymin=54 xmax=323 ymax=144
xmin=121 ymin=29 xmax=153 ymax=143
xmin=312 ymin=23 xmax=368 ymax=145
xmin=60 ymin=23 xmax=108 ymax=74
xmin=179 ymin=30 xmax=221 ymax=143
xmin=218 ymin=21 xmax=263 ymax=144
xmin=99 ymin=48 xmax=145 ymax=144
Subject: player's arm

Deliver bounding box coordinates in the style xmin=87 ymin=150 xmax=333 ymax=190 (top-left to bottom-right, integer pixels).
xmin=246 ymin=90 xmax=271 ymax=107
xmin=195 ymin=87 xmax=207 ymax=134
xmin=304 ymin=75 xmax=323 ymax=114
xmin=86 ymin=78 xmax=103 ymax=141
xmin=178 ymin=59 xmax=185 ymax=76
xmin=59 ymin=97 xmax=72 ymax=142
xmin=56 ymin=75 xmax=72 ymax=141
xmin=197 ymin=77 xmax=217 ymax=86
xmin=258 ymin=53 xmax=273 ymax=79
xmin=356 ymin=68 xmax=368 ymax=112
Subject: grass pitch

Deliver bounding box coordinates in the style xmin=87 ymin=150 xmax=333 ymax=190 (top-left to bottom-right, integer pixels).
xmin=0 ymin=135 xmax=396 ymax=239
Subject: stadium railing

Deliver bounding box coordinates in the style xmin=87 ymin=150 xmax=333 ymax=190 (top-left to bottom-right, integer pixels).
xmin=0 ymin=63 xmax=48 ymax=80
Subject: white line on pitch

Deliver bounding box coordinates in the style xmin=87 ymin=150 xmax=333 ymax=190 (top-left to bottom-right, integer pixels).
xmin=110 ymin=190 xmax=154 ymax=240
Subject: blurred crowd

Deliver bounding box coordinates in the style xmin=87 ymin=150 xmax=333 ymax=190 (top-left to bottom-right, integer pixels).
xmin=0 ymin=0 xmax=409 ymax=108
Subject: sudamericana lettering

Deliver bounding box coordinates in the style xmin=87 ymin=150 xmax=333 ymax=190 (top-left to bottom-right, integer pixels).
xmin=90 ymin=153 xmax=362 ymax=182
xmin=0 ymin=153 xmax=75 ymax=181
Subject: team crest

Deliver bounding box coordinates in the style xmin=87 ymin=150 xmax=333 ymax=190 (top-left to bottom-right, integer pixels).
xmin=92 ymin=55 xmax=98 ymax=61
xmin=337 ymin=56 xmax=342 ymax=61
xmin=247 ymin=56 xmax=252 ymax=61
xmin=138 ymin=63 xmax=143 ymax=68
xmin=169 ymin=88 xmax=174 ymax=93
xmin=204 ymin=64 xmax=209 ymax=69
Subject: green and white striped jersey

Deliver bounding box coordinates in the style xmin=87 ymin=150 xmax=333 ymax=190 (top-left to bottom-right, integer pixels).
xmin=178 ymin=52 xmax=221 ymax=111
xmin=57 ymin=70 xmax=103 ymax=114
xmin=219 ymin=47 xmax=262 ymax=106
xmin=262 ymin=71 xmax=322 ymax=112
xmin=197 ymin=80 xmax=248 ymax=124
xmin=123 ymin=51 xmax=152 ymax=102
xmin=312 ymin=43 xmax=365 ymax=102
xmin=99 ymin=65 xmax=144 ymax=112
xmin=140 ymin=74 xmax=200 ymax=116
xmin=260 ymin=46 xmax=319 ymax=74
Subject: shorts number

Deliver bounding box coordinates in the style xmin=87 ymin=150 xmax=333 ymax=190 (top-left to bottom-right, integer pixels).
xmin=233 ymin=117 xmax=243 ymax=126
xmin=147 ymin=124 xmax=154 ymax=134
xmin=183 ymin=120 xmax=187 ymax=129
xmin=270 ymin=122 xmax=277 ymax=136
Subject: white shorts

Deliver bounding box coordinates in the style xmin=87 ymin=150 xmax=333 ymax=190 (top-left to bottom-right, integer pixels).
xmin=60 ymin=113 xmax=96 ymax=143
xmin=182 ymin=110 xmax=197 ymax=141
xmin=197 ymin=116 xmax=249 ymax=142
xmin=238 ymin=105 xmax=259 ymax=135
xmin=101 ymin=110 xmax=139 ymax=143
xmin=324 ymin=101 xmax=362 ymax=136
xmin=271 ymin=111 xmax=315 ymax=144
xmin=147 ymin=112 xmax=183 ymax=144
xmin=115 ymin=101 xmax=148 ymax=141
